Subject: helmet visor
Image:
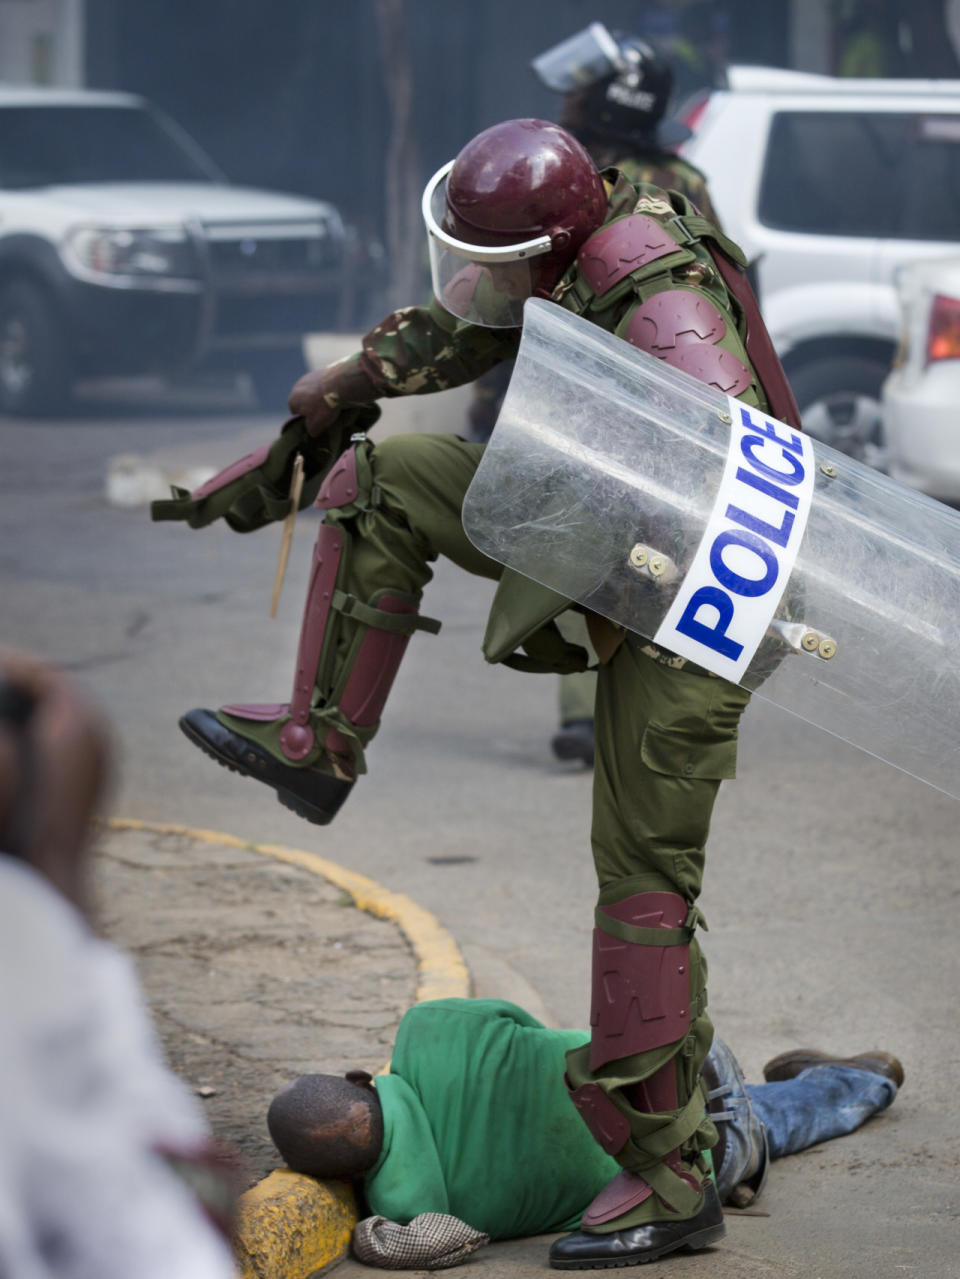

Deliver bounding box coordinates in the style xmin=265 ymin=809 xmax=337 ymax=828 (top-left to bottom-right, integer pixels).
xmin=531 ymin=22 xmax=624 ymax=93
xmin=422 ymin=161 xmax=552 ymax=328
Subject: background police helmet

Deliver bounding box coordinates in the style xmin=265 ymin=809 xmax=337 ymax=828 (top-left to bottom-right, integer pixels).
xmin=554 ymin=31 xmax=692 ymax=151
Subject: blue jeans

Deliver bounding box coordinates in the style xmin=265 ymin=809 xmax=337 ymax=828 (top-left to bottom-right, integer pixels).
xmin=747 ymin=1066 xmax=897 ymax=1158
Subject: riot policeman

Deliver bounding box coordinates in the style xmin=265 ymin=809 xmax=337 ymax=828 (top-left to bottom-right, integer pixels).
xmin=536 ymin=21 xmax=719 ymax=221
xmin=154 ymin=118 xmax=800 ymax=1267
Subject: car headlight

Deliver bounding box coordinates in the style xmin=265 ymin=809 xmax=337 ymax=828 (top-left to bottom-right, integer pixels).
xmin=63 ymin=226 xmax=199 ymax=285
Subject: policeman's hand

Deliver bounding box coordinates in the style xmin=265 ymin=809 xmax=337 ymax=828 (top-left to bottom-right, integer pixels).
xmin=0 ymin=652 xmax=111 ymax=918
xmin=287 ymin=367 xmax=343 ymax=437
xmin=150 ymin=405 xmax=380 ymax=534
xmin=288 ymin=353 xmax=379 ymax=438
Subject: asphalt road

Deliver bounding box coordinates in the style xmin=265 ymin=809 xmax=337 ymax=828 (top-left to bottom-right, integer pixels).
xmin=2 ymin=372 xmax=959 ymax=1278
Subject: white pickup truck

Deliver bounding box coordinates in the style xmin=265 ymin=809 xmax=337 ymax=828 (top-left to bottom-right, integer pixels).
xmin=0 ymin=84 xmax=349 ymax=414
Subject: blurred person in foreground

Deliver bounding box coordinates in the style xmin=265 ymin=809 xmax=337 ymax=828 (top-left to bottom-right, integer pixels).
xmin=466 ymin=23 xmax=723 ymax=768
xmin=154 ymin=111 xmax=804 ymax=1267
xmin=266 ymin=998 xmax=903 ymax=1270
xmin=0 ymin=653 xmax=238 ymax=1279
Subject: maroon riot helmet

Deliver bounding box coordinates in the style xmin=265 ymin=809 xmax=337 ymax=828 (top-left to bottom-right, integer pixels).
xmin=422 ymin=118 xmax=608 ymax=327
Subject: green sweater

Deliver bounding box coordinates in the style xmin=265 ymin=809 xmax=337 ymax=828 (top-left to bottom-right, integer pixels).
xmin=364 ymin=999 xmax=621 ymax=1240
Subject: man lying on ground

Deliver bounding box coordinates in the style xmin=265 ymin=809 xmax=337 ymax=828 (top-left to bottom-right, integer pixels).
xmin=267 ymin=998 xmax=902 ymax=1270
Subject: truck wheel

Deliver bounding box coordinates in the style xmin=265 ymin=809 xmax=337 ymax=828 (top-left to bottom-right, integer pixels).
xmin=247 ymin=350 xmax=308 ymax=413
xmin=0 ymin=280 xmax=73 ymax=416
xmin=789 ymin=355 xmax=890 ymax=462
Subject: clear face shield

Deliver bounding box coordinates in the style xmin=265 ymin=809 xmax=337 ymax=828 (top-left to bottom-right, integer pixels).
xmin=530 ymin=22 xmax=625 ymax=92
xmin=421 ymin=161 xmax=553 ymax=328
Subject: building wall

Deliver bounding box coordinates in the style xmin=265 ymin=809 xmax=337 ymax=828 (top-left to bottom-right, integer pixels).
xmin=0 ymin=0 xmax=83 ymax=85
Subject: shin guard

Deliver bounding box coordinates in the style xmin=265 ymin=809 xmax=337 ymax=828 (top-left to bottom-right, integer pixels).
xmin=566 ymin=891 xmax=707 ymax=1225
xmin=589 ymin=891 xmax=692 ymax=1073
xmin=222 ymin=444 xmax=439 ymax=772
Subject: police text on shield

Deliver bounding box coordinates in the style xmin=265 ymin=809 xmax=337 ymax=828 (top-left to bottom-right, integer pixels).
xmin=654 ymin=403 xmax=815 ymax=683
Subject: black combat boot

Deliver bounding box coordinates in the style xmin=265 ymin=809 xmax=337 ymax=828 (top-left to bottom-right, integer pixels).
xmin=179 ymin=708 xmax=353 ymax=826
xmin=548 ymin=1180 xmax=724 ymax=1269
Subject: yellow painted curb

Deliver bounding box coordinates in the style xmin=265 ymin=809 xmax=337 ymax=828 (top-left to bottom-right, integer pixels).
xmin=234 ymin=1171 xmax=356 ymax=1278
xmin=105 ymin=817 xmax=472 ymax=1277
xmin=105 ymin=818 xmax=471 ymax=1004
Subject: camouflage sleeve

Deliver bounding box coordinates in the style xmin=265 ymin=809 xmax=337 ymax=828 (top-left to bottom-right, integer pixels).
xmin=314 ymin=299 xmax=521 ymax=409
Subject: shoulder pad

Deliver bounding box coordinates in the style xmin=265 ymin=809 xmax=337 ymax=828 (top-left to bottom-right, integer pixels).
xmin=576 ymin=214 xmax=681 ymax=298
xmin=623 ymin=290 xmax=726 ymax=354
xmin=666 ymin=345 xmax=752 ymax=396
xmin=622 ymin=288 xmax=752 ymax=396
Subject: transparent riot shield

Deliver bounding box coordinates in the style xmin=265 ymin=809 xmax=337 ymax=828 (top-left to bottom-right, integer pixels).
xmin=462 ymin=298 xmax=960 ymax=801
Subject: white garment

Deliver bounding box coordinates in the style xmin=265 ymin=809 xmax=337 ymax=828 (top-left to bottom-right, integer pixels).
xmin=0 ymin=855 xmax=237 ymax=1279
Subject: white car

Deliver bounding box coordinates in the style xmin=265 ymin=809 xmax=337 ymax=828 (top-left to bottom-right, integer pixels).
xmin=681 ymin=66 xmax=960 ymax=458
xmin=0 ymin=85 xmax=349 ymax=414
xmin=880 ymin=257 xmax=960 ymax=502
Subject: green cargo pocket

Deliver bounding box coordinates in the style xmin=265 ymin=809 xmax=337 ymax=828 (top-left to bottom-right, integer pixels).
xmin=640 ymin=722 xmax=739 ymax=781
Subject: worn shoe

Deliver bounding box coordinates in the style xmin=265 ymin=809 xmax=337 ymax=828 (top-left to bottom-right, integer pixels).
xmin=548 ymin=1181 xmax=724 ymax=1269
xmin=762 ymin=1048 xmax=904 ymax=1089
xmin=551 ymin=718 xmax=595 ymax=767
xmin=179 ymin=707 xmax=353 ymax=826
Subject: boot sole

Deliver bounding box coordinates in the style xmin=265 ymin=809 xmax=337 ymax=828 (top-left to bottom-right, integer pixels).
xmin=549 ymin=1222 xmax=725 ymax=1269
xmin=178 ymin=715 xmax=351 ymax=827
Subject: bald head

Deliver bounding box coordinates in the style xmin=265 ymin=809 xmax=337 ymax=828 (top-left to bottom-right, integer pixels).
xmin=267 ymin=1073 xmax=383 ymax=1179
